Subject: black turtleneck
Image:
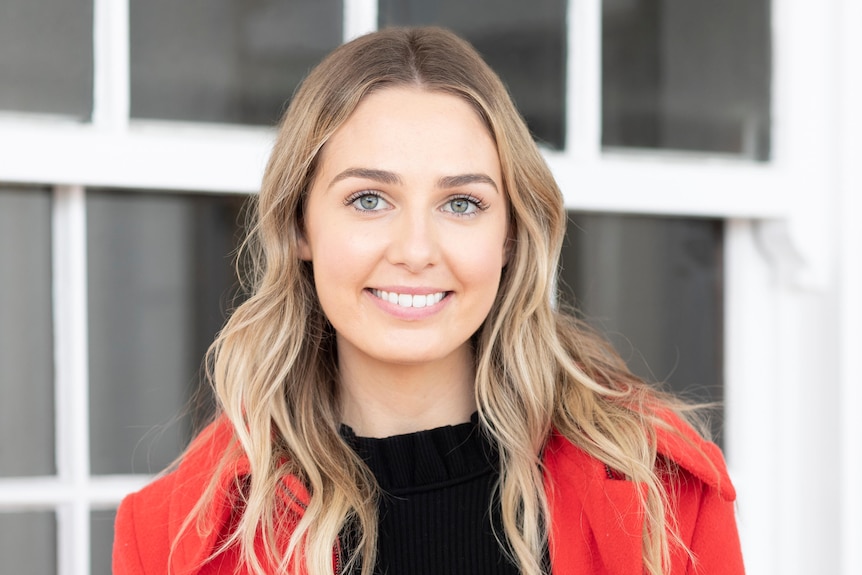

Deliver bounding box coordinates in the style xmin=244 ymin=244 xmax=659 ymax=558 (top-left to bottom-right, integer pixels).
xmin=339 ymin=414 xmax=529 ymax=575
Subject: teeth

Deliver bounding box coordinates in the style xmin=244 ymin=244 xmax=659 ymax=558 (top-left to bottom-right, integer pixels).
xmin=372 ymin=289 xmax=445 ymax=308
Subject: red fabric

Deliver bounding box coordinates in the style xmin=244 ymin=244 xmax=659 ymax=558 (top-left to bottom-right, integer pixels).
xmin=543 ymin=410 xmax=743 ymax=574
xmin=113 ymin=413 xmax=744 ymax=574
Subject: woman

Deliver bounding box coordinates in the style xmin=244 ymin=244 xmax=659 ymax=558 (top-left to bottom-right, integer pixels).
xmin=113 ymin=27 xmax=743 ymax=575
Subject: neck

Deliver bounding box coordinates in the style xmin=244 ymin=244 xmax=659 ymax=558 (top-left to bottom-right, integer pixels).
xmin=336 ymin=342 xmax=477 ymax=438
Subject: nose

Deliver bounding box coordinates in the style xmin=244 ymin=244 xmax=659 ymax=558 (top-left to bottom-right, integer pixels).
xmin=386 ymin=209 xmax=439 ymax=272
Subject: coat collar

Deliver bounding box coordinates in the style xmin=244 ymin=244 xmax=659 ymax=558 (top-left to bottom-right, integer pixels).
xmin=542 ymin=408 xmax=735 ymax=575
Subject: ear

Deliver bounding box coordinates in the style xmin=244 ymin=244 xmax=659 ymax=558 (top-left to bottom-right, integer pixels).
xmin=297 ymin=225 xmax=313 ymax=261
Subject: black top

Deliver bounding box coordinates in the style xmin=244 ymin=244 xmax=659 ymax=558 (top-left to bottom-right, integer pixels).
xmin=339 ymin=414 xmax=524 ymax=575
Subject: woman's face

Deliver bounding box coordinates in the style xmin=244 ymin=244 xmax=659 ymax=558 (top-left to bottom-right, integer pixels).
xmin=300 ymin=86 xmax=509 ymax=370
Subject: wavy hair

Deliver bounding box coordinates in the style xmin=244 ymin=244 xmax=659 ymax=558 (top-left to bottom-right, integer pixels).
xmin=184 ymin=26 xmax=700 ymax=575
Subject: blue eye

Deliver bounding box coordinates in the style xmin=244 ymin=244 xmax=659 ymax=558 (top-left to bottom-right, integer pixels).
xmin=359 ymin=195 xmax=379 ymax=210
xmin=350 ymin=192 xmax=388 ymax=211
xmin=449 ymin=198 xmax=472 ymax=213
xmin=444 ymin=196 xmax=485 ymax=215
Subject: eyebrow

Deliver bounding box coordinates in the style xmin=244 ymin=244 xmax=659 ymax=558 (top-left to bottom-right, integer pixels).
xmin=329 ymin=167 xmax=498 ymax=193
xmin=329 ymin=167 xmax=402 ymax=188
xmin=437 ymin=173 xmax=498 ymax=192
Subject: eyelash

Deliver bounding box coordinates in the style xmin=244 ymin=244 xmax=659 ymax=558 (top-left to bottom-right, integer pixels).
xmin=344 ymin=190 xmax=379 ymax=204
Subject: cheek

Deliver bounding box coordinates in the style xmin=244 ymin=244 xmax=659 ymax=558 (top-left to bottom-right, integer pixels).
xmin=308 ymin=229 xmax=379 ymax=303
xmin=312 ymin=234 xmax=353 ymax=281
xmin=453 ymin=234 xmax=507 ymax=295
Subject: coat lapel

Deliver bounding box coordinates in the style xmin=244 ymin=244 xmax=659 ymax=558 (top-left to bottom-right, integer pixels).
xmin=165 ymin=418 xmax=312 ymax=575
xmin=544 ymin=433 xmax=645 ymax=575
xmin=543 ymin=411 xmax=736 ymax=575
xmin=167 ymin=419 xmax=245 ymax=574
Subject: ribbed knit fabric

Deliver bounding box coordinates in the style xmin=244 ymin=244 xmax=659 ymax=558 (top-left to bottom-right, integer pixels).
xmin=339 ymin=414 xmax=528 ymax=575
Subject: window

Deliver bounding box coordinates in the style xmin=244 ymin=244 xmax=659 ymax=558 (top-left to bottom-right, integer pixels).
xmin=0 ymin=0 xmax=93 ymax=119
xmin=86 ymin=190 xmax=244 ymax=475
xmin=0 ymin=187 xmax=54 ymax=478
xmin=379 ymin=0 xmax=567 ymax=148
xmin=560 ymin=213 xmax=724 ymax=441
xmin=602 ymin=0 xmax=771 ymax=159
xmin=0 ymin=511 xmax=57 ymax=573
xmin=130 ymin=0 xmax=343 ymax=125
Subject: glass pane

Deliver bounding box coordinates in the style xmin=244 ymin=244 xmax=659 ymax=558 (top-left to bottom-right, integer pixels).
xmin=602 ymin=0 xmax=771 ymax=160
xmin=130 ymin=0 xmax=343 ymax=125
xmin=87 ymin=190 xmax=246 ymax=474
xmin=91 ymin=509 xmax=116 ymax=575
xmin=560 ymin=213 xmax=724 ymax=442
xmin=0 ymin=0 xmax=93 ymax=119
xmin=379 ymin=0 xmax=567 ymax=149
xmin=0 ymin=511 xmax=56 ymax=574
xmin=0 ymin=188 xmax=54 ymax=477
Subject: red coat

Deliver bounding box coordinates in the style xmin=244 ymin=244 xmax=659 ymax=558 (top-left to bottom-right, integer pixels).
xmin=113 ymin=414 xmax=744 ymax=574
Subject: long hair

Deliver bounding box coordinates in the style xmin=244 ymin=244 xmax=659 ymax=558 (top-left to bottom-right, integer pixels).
xmin=185 ymin=26 xmax=696 ymax=575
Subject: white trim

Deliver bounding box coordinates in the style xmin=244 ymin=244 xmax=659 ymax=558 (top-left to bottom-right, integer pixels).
xmin=52 ymin=185 xmax=90 ymax=575
xmin=725 ymin=5 xmax=845 ymax=572
xmin=838 ymin=0 xmax=862 ymax=572
xmin=0 ymin=119 xmax=789 ymax=218
xmin=0 ymin=476 xmax=151 ymax=509
xmin=0 ymin=122 xmax=273 ymax=194
xmin=551 ymin=154 xmax=788 ymax=218
xmin=92 ymin=0 xmax=129 ymax=130
xmin=723 ymin=219 xmax=781 ymax=575
xmin=769 ymin=0 xmax=838 ymax=289
xmin=343 ymin=0 xmax=378 ymax=42
xmin=566 ymin=0 xmax=601 ymax=162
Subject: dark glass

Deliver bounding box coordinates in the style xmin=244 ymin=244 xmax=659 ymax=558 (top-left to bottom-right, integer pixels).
xmin=560 ymin=213 xmax=724 ymax=441
xmin=87 ymin=190 xmax=246 ymax=474
xmin=602 ymin=0 xmax=771 ymax=160
xmin=130 ymin=0 xmax=343 ymax=125
xmin=0 ymin=188 xmax=55 ymax=477
xmin=91 ymin=509 xmax=117 ymax=575
xmin=0 ymin=0 xmax=93 ymax=119
xmin=379 ymin=0 xmax=567 ymax=149
xmin=0 ymin=511 xmax=56 ymax=573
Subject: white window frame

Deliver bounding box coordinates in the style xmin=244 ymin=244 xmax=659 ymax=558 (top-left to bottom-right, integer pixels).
xmin=0 ymin=1 xmax=858 ymax=574
xmin=837 ymin=0 xmax=862 ymax=573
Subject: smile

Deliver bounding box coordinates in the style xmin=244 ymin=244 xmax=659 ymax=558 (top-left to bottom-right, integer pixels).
xmin=370 ymin=289 xmax=447 ymax=308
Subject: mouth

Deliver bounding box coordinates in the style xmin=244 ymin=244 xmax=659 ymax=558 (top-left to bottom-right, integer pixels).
xmin=369 ymin=288 xmax=448 ymax=309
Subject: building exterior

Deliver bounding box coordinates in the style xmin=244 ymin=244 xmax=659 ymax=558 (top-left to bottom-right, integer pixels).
xmin=0 ymin=1 xmax=859 ymax=574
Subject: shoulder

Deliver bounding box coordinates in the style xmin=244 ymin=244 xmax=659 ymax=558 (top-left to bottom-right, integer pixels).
xmin=543 ymin=410 xmax=744 ymax=574
xmin=545 ymin=409 xmax=734 ymax=500
xmin=652 ymin=409 xmax=735 ymax=501
xmin=113 ymin=416 xmax=242 ymax=575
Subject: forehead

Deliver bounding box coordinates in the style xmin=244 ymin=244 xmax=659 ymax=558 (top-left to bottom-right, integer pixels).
xmin=315 ymin=86 xmax=501 ymax=178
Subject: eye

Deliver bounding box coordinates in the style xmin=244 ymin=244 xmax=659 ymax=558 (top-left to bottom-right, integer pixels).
xmin=443 ymin=195 xmax=487 ymax=215
xmin=449 ymin=198 xmax=474 ymax=214
xmin=348 ymin=192 xmax=389 ymax=212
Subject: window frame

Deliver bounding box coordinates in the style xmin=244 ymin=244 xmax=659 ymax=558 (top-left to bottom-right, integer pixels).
xmin=837 ymin=1 xmax=862 ymax=573
xmin=0 ymin=1 xmax=855 ymax=574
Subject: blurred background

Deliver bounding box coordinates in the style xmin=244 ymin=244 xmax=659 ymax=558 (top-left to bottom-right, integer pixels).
xmin=0 ymin=1 xmax=859 ymax=574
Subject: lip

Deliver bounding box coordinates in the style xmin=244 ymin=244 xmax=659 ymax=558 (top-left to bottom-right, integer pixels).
xmin=364 ymin=287 xmax=451 ymax=320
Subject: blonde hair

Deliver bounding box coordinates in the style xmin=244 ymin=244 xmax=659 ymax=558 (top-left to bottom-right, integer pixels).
xmin=186 ymin=26 xmax=700 ymax=575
